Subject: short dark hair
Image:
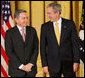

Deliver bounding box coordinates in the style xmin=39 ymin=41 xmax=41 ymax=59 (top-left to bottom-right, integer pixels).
xmin=14 ymin=9 xmax=27 ymax=18
xmin=47 ymin=3 xmax=62 ymax=14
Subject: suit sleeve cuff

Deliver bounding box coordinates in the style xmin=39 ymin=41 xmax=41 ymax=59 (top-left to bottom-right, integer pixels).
xmin=19 ymin=64 xmax=24 ymax=69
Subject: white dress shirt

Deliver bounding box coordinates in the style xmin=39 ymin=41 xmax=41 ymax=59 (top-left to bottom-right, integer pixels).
xmin=17 ymin=25 xmax=33 ymax=69
xmin=53 ymin=17 xmax=62 ymax=36
xmin=17 ymin=25 xmax=26 ymax=36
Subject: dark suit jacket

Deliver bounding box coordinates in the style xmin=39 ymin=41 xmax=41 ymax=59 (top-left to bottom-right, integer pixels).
xmin=5 ymin=26 xmax=39 ymax=77
xmin=40 ymin=18 xmax=80 ymax=73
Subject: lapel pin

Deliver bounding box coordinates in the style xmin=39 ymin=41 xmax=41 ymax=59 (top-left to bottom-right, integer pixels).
xmin=64 ymin=26 xmax=67 ymax=29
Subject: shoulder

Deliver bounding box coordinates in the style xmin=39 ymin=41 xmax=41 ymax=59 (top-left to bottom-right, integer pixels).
xmin=6 ymin=26 xmax=16 ymax=34
xmin=26 ymin=26 xmax=37 ymax=33
xmin=5 ymin=26 xmax=17 ymax=38
xmin=62 ymin=18 xmax=75 ymax=24
xmin=41 ymin=21 xmax=52 ymax=30
xmin=62 ymin=18 xmax=76 ymax=29
xmin=42 ymin=21 xmax=51 ymax=26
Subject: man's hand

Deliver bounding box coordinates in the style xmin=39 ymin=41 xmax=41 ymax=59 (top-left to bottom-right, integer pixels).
xmin=73 ymin=63 xmax=79 ymax=72
xmin=21 ymin=65 xmax=27 ymax=71
xmin=43 ymin=66 xmax=49 ymax=74
xmin=21 ymin=64 xmax=33 ymax=72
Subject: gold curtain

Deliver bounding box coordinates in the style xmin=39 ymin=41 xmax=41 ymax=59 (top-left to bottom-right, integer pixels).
xmin=10 ymin=1 xmax=84 ymax=77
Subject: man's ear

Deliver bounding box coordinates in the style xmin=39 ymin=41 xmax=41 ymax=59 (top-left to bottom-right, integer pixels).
xmin=56 ymin=11 xmax=60 ymax=15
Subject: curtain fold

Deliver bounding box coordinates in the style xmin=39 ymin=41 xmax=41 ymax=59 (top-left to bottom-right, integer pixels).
xmin=10 ymin=1 xmax=84 ymax=77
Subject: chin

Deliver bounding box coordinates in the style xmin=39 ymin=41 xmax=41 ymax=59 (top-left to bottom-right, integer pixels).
xmin=50 ymin=20 xmax=54 ymax=22
xmin=24 ymin=25 xmax=27 ymax=27
xmin=50 ymin=19 xmax=54 ymax=22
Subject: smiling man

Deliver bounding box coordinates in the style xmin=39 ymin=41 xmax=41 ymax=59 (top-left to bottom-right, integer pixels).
xmin=40 ymin=3 xmax=80 ymax=77
xmin=5 ymin=9 xmax=39 ymax=77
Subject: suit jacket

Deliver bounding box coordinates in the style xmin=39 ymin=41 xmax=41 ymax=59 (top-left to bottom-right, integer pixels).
xmin=40 ymin=18 xmax=80 ymax=73
xmin=5 ymin=26 xmax=39 ymax=77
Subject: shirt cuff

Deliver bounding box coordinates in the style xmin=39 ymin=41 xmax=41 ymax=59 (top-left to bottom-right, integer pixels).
xmin=19 ymin=64 xmax=24 ymax=69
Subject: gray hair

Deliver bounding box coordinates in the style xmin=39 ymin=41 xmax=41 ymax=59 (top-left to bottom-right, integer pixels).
xmin=14 ymin=9 xmax=27 ymax=18
xmin=47 ymin=3 xmax=62 ymax=14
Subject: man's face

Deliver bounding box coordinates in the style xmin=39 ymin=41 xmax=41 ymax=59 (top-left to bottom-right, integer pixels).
xmin=47 ymin=7 xmax=59 ymax=22
xmin=15 ymin=12 xmax=28 ymax=27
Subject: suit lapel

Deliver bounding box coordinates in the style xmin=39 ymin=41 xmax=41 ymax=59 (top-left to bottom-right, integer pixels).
xmin=25 ymin=26 xmax=30 ymax=45
xmin=60 ymin=18 xmax=67 ymax=45
xmin=15 ymin=26 xmax=25 ymax=44
xmin=49 ymin=19 xmax=67 ymax=46
xmin=49 ymin=21 xmax=59 ymax=45
xmin=49 ymin=22 xmax=54 ymax=34
xmin=49 ymin=22 xmax=55 ymax=38
xmin=15 ymin=26 xmax=31 ymax=45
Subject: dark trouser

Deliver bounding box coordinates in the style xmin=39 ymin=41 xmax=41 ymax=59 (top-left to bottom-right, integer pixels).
xmin=49 ymin=71 xmax=76 ymax=77
xmin=50 ymin=60 xmax=76 ymax=77
xmin=11 ymin=72 xmax=36 ymax=77
xmin=24 ymin=72 xmax=36 ymax=77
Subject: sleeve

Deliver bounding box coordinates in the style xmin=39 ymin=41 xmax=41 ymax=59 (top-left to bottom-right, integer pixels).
xmin=29 ymin=29 xmax=39 ymax=65
xmin=5 ymin=30 xmax=22 ymax=68
xmin=40 ymin=24 xmax=48 ymax=67
xmin=71 ymin=21 xmax=80 ymax=63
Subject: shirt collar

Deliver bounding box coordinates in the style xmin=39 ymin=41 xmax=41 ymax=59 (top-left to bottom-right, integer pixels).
xmin=53 ymin=17 xmax=62 ymax=24
xmin=17 ymin=25 xmax=26 ymax=31
xmin=57 ymin=17 xmax=62 ymax=24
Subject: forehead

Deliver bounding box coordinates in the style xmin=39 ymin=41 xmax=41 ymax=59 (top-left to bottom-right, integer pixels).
xmin=19 ymin=12 xmax=27 ymax=17
xmin=47 ymin=7 xmax=54 ymax=12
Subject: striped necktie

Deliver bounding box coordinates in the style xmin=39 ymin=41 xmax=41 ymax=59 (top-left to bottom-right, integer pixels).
xmin=21 ymin=27 xmax=26 ymax=42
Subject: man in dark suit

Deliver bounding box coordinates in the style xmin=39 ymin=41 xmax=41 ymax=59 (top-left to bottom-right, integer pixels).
xmin=5 ymin=9 xmax=39 ymax=77
xmin=40 ymin=3 xmax=80 ymax=77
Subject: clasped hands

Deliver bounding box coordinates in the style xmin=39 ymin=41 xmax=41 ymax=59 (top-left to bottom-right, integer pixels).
xmin=21 ymin=63 xmax=33 ymax=72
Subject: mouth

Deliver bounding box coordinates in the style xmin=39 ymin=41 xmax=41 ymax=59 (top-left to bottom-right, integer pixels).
xmin=24 ymin=23 xmax=27 ymax=25
xmin=50 ymin=18 xmax=52 ymax=20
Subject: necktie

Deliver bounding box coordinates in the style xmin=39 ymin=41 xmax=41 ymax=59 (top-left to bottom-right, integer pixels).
xmin=21 ymin=27 xmax=25 ymax=42
xmin=55 ymin=22 xmax=60 ymax=45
